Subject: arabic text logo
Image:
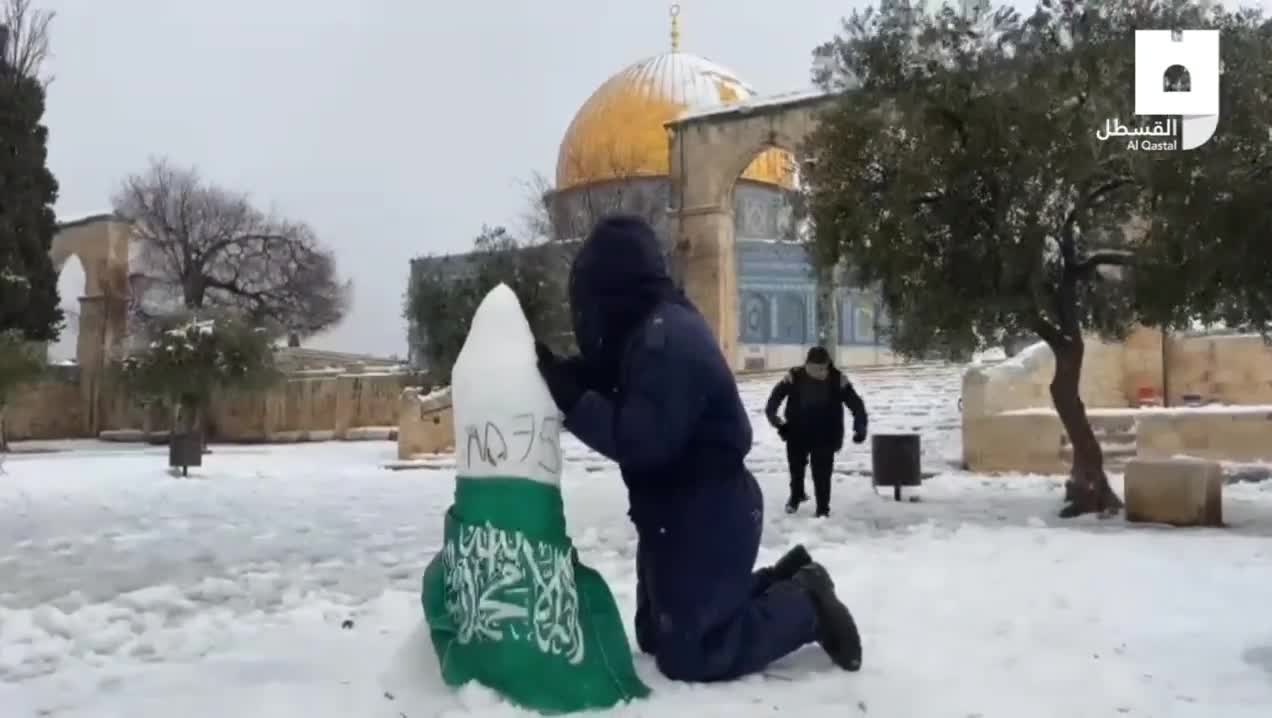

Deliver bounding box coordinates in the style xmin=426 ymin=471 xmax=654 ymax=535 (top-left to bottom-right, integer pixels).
xmin=1098 ymin=30 xmax=1220 ymax=151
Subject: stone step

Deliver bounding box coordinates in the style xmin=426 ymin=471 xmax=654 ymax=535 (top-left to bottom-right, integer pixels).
xmin=1060 ymin=431 xmax=1137 ymax=447
xmin=1089 ymin=416 xmax=1138 ymax=435
xmin=1060 ymin=441 xmax=1137 ymax=472
xmin=1060 ymin=443 xmax=1137 ymax=458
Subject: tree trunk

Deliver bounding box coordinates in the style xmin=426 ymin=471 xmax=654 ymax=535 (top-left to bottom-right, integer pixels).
xmin=0 ymin=405 xmax=8 ymax=454
xmin=1049 ymin=336 xmax=1124 ymax=518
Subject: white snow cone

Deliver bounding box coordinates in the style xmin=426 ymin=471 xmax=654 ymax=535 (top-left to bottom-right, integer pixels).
xmin=418 ymin=284 xmax=649 ymax=713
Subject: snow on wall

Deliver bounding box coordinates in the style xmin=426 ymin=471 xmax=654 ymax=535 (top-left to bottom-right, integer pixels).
xmin=962 ymin=336 xmax=1132 ymax=417
xmin=963 ymin=329 xmax=1272 ymax=419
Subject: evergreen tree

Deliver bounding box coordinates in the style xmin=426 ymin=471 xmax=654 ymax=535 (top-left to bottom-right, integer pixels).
xmin=405 ymin=226 xmax=573 ymax=383
xmin=0 ymin=26 xmax=62 ymax=341
xmin=117 ymin=314 xmax=280 ymax=445
xmin=804 ymin=0 xmax=1272 ymax=517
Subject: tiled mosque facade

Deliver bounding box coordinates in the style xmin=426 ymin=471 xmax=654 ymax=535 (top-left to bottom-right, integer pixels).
xmin=408 ymin=10 xmax=892 ymax=371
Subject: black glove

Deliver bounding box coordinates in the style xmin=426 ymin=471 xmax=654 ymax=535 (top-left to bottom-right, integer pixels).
xmin=776 ymin=423 xmax=790 ymax=441
xmin=535 ymin=341 xmax=584 ymax=413
xmin=852 ymin=427 xmax=867 ymax=444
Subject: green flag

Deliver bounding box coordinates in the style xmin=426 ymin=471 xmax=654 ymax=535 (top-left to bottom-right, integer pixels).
xmin=419 ymin=284 xmax=649 ymax=714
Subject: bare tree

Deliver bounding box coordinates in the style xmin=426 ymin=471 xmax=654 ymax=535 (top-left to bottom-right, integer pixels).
xmin=1 ymin=0 xmax=54 ymax=84
xmin=114 ymin=158 xmax=351 ymax=339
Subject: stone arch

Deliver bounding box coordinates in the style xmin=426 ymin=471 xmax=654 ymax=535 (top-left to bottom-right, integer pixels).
xmin=50 ymin=215 xmax=130 ymax=299
xmin=48 ymin=254 xmax=85 ymax=363
xmin=47 ymin=214 xmax=132 ymax=434
xmin=666 ymin=91 xmax=835 ymax=369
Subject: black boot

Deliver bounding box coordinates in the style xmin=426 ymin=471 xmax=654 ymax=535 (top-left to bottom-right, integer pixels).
xmin=814 ymin=506 xmax=830 ymax=519
xmin=752 ymin=544 xmax=813 ymax=594
xmin=785 ymin=493 xmax=807 ymax=514
xmin=794 ymin=563 xmax=862 ymax=671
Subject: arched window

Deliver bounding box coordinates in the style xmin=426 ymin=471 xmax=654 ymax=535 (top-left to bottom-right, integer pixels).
xmin=739 ymin=291 xmax=771 ymax=343
xmin=775 ymin=293 xmax=807 ymax=344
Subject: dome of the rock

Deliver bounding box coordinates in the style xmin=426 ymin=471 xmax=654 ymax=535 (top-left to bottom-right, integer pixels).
xmin=555 ymin=51 xmax=796 ymax=191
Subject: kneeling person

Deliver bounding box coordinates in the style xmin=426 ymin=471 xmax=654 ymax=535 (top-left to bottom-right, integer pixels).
xmin=535 ymin=215 xmax=863 ymax=681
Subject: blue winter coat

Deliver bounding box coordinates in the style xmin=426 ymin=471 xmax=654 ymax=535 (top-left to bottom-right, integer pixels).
xmin=560 ymin=216 xmax=818 ymax=683
xmin=561 ymin=214 xmax=756 ymax=532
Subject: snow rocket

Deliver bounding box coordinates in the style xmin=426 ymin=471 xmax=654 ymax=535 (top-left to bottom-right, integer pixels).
xmin=420 ymin=284 xmax=650 ymax=713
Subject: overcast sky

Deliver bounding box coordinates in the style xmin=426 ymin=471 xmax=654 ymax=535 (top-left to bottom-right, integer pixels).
xmin=37 ymin=0 xmax=1267 ymax=358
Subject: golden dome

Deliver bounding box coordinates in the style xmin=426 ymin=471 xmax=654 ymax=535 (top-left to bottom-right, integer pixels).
xmin=555 ymin=24 xmax=795 ymax=192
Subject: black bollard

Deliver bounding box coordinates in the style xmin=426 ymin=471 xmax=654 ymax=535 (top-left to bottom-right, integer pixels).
xmin=871 ymin=433 xmax=922 ymax=501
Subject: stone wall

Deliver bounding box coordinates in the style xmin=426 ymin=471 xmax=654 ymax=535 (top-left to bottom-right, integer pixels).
xmin=1137 ymin=408 xmax=1272 ymax=463
xmin=6 ymin=368 xmax=411 ymax=444
xmin=1162 ymin=334 xmax=1272 ymax=405
xmin=962 ymin=328 xmax=1272 ymax=472
xmin=214 ymin=370 xmax=408 ymax=441
xmin=5 ymin=375 xmax=85 ymax=440
xmin=964 ymin=329 xmax=1272 ymax=418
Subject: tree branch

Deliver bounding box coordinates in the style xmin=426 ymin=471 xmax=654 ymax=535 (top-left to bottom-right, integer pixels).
xmin=1074 ymin=249 xmax=1135 ymax=277
xmin=1030 ymin=317 xmax=1065 ymax=348
xmin=1 ymin=0 xmax=53 ymax=85
xmin=1060 ymin=177 xmax=1136 ymax=270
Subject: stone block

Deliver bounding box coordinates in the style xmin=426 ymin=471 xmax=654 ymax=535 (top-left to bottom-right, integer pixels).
xmin=1137 ymin=410 xmax=1272 ymax=462
xmin=962 ymin=412 xmax=1066 ymax=474
xmin=1124 ymin=457 xmax=1223 ymax=527
xmin=398 ymin=387 xmax=454 ymax=460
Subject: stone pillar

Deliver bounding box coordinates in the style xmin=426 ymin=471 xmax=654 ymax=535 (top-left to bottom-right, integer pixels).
xmin=76 ymin=295 xmax=108 ymax=436
xmin=334 ymin=374 xmax=359 ymax=439
xmin=677 ymin=206 xmax=738 ymax=370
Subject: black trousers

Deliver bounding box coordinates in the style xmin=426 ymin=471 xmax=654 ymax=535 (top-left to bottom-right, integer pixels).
xmin=786 ymin=442 xmax=836 ymax=511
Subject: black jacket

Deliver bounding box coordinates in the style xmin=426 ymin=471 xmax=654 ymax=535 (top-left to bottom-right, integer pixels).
xmin=765 ymin=366 xmax=867 ymax=450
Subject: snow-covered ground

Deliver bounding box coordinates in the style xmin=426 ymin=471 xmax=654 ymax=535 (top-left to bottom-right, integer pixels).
xmin=3 ymin=365 xmax=1272 ymax=717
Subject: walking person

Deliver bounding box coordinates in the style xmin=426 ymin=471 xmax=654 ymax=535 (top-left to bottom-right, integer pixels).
xmin=534 ymin=215 xmax=863 ymax=680
xmin=765 ymin=346 xmax=868 ymax=517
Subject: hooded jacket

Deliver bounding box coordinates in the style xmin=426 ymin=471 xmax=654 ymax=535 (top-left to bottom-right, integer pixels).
xmin=562 ymin=215 xmax=756 ymax=527
xmin=764 ymin=359 xmax=868 ymax=450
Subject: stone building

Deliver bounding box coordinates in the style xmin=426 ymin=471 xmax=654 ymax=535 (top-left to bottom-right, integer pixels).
xmin=408 ymin=8 xmax=895 ymax=372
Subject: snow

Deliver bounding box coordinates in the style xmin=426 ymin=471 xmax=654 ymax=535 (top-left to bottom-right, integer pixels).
xmin=966 ymin=340 xmax=1050 ymax=380
xmin=410 ymin=385 xmax=451 ymax=405
xmin=56 ymin=211 xmax=117 ymax=226
xmin=451 ymin=284 xmax=561 ymax=486
xmin=3 ymin=364 xmax=1272 ymax=717
xmin=1003 ymin=404 xmax=1272 ymax=417
xmin=673 ymin=88 xmax=830 ymax=123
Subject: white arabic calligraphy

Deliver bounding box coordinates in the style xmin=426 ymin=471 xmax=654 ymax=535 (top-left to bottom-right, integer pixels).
xmin=1095 ymin=117 xmax=1178 ymax=141
xmin=442 ymin=522 xmax=585 ymax=664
